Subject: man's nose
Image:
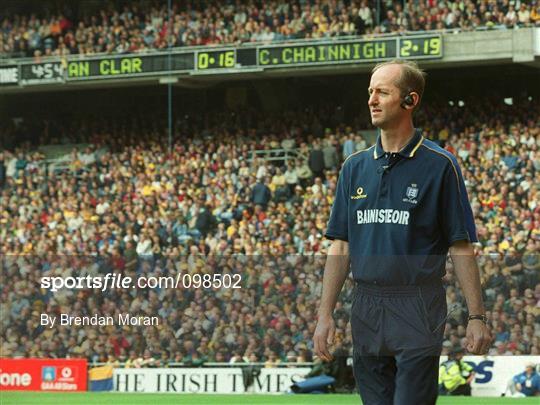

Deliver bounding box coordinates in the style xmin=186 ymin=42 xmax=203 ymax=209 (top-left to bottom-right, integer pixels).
xmin=368 ymin=93 xmax=378 ymax=106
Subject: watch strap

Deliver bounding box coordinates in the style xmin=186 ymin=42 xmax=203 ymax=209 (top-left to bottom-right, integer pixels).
xmin=468 ymin=314 xmax=488 ymax=324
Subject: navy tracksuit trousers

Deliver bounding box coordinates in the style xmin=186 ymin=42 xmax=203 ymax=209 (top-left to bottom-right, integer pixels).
xmin=350 ymin=281 xmax=447 ymax=405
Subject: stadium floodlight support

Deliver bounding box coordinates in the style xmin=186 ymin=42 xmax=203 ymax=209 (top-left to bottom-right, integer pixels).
xmin=167 ymin=0 xmax=173 ymax=153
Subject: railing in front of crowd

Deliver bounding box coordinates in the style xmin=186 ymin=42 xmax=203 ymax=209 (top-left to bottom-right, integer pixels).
xmin=248 ymin=148 xmax=305 ymax=164
xmin=34 ymin=144 xmax=305 ymax=175
xmin=35 ymin=144 xmax=108 ymax=175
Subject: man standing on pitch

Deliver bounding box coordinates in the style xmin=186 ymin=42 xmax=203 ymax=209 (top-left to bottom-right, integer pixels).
xmin=313 ymin=60 xmax=491 ymax=404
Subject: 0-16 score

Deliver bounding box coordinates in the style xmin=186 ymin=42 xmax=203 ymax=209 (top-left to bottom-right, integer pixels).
xmin=196 ymin=50 xmax=235 ymax=70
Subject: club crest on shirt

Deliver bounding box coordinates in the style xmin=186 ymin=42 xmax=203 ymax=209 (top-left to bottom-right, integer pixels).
xmin=403 ymin=183 xmax=419 ymax=204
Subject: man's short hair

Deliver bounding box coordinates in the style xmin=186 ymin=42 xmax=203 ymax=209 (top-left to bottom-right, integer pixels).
xmin=372 ymin=59 xmax=426 ymax=105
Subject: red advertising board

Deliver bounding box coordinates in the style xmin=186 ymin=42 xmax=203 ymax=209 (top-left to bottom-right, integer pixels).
xmin=0 ymin=358 xmax=87 ymax=391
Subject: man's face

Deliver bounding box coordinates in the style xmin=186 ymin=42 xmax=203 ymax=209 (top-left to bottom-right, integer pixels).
xmin=368 ymin=64 xmax=404 ymax=129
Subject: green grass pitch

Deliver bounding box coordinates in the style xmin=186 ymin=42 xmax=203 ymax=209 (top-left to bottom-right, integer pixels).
xmin=0 ymin=393 xmax=538 ymax=405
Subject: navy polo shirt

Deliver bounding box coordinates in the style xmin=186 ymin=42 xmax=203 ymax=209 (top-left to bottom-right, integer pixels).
xmin=325 ymin=129 xmax=477 ymax=286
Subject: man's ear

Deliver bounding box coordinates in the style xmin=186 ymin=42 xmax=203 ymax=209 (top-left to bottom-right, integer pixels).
xmin=408 ymin=92 xmax=420 ymax=109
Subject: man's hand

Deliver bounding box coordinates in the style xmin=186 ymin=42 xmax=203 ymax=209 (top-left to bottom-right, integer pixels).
xmin=465 ymin=320 xmax=492 ymax=354
xmin=450 ymin=241 xmax=491 ymax=355
xmin=314 ymin=240 xmax=349 ymax=362
xmin=313 ymin=315 xmax=335 ymax=362
xmin=466 ymin=373 xmax=475 ymax=384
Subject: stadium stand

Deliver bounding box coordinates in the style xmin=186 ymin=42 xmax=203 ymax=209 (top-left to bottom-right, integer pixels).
xmin=1 ymin=0 xmax=539 ymax=58
xmin=0 ymin=96 xmax=538 ymax=366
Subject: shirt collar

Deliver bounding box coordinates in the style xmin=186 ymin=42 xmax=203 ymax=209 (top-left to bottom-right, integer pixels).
xmin=373 ymin=129 xmax=424 ymax=160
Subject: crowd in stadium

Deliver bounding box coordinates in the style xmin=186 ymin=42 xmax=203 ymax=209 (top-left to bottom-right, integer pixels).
xmin=2 ymin=0 xmax=540 ymax=58
xmin=0 ymin=96 xmax=539 ymax=366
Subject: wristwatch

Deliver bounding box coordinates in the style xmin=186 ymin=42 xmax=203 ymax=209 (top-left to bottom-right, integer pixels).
xmin=468 ymin=314 xmax=488 ymax=324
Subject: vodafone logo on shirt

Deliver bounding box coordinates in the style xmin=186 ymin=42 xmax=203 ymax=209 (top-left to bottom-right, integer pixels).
xmin=0 ymin=358 xmax=87 ymax=391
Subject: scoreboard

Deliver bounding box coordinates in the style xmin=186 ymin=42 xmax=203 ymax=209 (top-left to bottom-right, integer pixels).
xmin=1 ymin=35 xmax=442 ymax=87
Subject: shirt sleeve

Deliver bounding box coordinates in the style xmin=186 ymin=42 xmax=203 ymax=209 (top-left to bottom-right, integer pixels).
xmin=325 ymin=161 xmax=349 ymax=241
xmin=455 ymin=161 xmax=478 ymax=243
xmin=439 ymin=158 xmax=477 ymax=246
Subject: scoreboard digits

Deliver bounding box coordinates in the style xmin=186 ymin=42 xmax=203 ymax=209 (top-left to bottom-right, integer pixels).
xmin=197 ymin=50 xmax=236 ymax=70
xmin=399 ymin=37 xmax=442 ymax=58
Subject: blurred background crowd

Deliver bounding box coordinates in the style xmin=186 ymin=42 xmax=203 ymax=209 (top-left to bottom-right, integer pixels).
xmin=0 ymin=95 xmax=538 ymax=366
xmin=2 ymin=0 xmax=540 ymax=59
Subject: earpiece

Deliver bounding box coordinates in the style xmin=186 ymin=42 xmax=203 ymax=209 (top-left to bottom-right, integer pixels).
xmin=401 ymin=93 xmax=415 ymax=109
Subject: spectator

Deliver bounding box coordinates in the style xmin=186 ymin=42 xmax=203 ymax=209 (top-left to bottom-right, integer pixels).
xmin=270 ymin=167 xmax=290 ymax=202
xmin=295 ymin=158 xmax=313 ymax=188
xmin=322 ymin=138 xmax=339 ymax=170
xmin=354 ymin=134 xmax=367 ymax=152
xmin=531 ymin=6 xmax=540 ymax=25
xmin=517 ymin=4 xmax=531 ymax=26
xmin=284 ymin=160 xmax=299 ymax=195
xmin=308 ymin=140 xmax=325 ymax=180
xmin=251 ymin=177 xmax=272 ymax=209
xmin=264 ymin=351 xmax=281 ymax=368
xmin=194 ymin=203 xmax=217 ymax=237
xmin=504 ymin=363 xmax=540 ymax=397
xmin=342 ymin=132 xmax=355 ymax=159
